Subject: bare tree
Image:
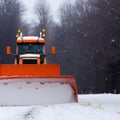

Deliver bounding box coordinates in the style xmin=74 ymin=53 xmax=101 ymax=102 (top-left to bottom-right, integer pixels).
xmin=34 ymin=0 xmax=52 ymax=34
xmin=33 ymin=0 xmax=56 ymax=58
xmin=0 ymin=0 xmax=23 ymax=63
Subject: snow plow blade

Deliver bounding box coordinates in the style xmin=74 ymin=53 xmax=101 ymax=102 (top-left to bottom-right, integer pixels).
xmin=0 ymin=64 xmax=78 ymax=105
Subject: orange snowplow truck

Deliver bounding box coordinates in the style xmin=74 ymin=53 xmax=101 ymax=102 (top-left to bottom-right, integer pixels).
xmin=0 ymin=30 xmax=78 ymax=106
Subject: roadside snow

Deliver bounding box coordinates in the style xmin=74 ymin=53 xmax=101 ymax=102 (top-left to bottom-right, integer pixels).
xmin=0 ymin=94 xmax=120 ymax=120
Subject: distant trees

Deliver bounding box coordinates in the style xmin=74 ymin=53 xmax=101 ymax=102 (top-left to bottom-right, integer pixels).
xmin=0 ymin=0 xmax=23 ymax=63
xmin=52 ymin=0 xmax=120 ymax=93
xmin=52 ymin=0 xmax=98 ymax=93
xmin=87 ymin=0 xmax=120 ymax=93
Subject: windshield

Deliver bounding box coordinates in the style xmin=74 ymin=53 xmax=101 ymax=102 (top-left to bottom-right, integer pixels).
xmin=17 ymin=43 xmax=44 ymax=54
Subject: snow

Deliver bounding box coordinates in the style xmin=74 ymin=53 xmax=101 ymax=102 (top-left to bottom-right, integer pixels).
xmin=20 ymin=54 xmax=40 ymax=58
xmin=17 ymin=36 xmax=39 ymax=40
xmin=0 ymin=78 xmax=75 ymax=105
xmin=0 ymin=94 xmax=120 ymax=120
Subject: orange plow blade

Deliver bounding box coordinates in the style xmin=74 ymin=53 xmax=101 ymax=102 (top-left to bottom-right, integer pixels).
xmin=0 ymin=64 xmax=78 ymax=105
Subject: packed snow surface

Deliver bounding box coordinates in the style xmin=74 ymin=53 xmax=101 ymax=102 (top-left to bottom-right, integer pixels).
xmin=0 ymin=94 xmax=120 ymax=120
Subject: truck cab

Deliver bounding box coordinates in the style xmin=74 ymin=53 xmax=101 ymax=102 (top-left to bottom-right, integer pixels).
xmin=16 ymin=36 xmax=46 ymax=64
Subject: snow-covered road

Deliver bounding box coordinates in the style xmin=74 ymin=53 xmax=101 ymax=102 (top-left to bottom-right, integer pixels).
xmin=0 ymin=94 xmax=120 ymax=120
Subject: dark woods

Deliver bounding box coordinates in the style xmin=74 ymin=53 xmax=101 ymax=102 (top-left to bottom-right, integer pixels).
xmin=0 ymin=0 xmax=120 ymax=93
xmin=0 ymin=0 xmax=22 ymax=63
xmin=50 ymin=0 xmax=120 ymax=94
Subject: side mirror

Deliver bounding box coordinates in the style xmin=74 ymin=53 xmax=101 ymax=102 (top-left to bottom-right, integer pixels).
xmin=51 ymin=46 xmax=56 ymax=55
xmin=6 ymin=46 xmax=11 ymax=55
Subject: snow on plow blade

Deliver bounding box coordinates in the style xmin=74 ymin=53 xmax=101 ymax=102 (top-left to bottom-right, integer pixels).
xmin=0 ymin=64 xmax=78 ymax=105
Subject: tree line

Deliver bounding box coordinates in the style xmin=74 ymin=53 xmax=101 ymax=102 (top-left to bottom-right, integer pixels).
xmin=0 ymin=0 xmax=120 ymax=93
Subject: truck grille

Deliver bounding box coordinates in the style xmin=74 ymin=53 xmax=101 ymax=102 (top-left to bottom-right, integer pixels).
xmin=23 ymin=59 xmax=37 ymax=64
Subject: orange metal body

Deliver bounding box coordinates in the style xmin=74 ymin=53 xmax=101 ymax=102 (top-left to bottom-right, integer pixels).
xmin=0 ymin=64 xmax=60 ymax=76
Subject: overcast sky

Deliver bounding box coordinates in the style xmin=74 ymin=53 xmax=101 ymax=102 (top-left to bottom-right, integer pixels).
xmin=21 ymin=0 xmax=68 ymax=24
